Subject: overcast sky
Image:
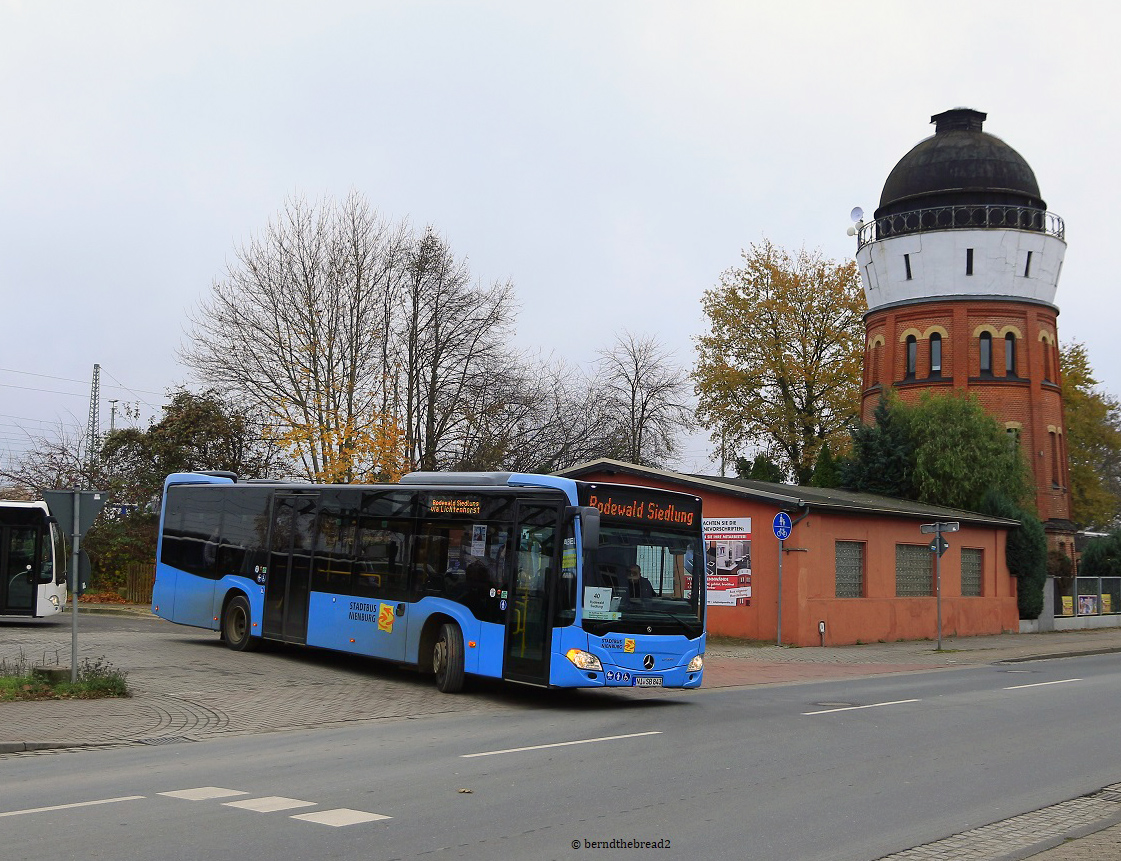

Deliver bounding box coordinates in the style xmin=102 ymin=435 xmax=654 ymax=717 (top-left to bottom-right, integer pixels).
xmin=3 ymin=1 xmax=1118 ymax=473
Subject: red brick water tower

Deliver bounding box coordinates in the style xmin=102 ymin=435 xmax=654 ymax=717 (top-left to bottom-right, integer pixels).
xmin=855 ymin=108 xmax=1074 ymax=544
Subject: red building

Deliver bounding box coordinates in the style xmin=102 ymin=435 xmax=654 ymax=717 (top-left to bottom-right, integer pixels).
xmin=855 ymin=108 xmax=1074 ymax=550
xmin=560 ymin=459 xmax=1019 ymax=647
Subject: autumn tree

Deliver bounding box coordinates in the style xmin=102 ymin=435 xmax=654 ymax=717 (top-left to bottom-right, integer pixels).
xmin=98 ymin=388 xmax=285 ymax=505
xmin=595 ymin=331 xmax=693 ymax=467
xmin=1060 ymin=341 xmax=1121 ymax=530
xmin=694 ymin=240 xmax=865 ymax=484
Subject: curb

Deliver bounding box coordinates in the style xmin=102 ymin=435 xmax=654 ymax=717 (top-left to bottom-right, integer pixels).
xmin=61 ymin=606 xmax=154 ymax=617
xmin=998 ymin=647 xmax=1121 ymax=663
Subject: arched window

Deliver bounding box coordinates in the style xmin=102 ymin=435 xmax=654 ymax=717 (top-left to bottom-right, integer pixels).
xmin=979 ymin=332 xmax=992 ymax=375
xmin=905 ymin=335 xmax=917 ymax=379
xmin=1043 ymin=339 xmax=1053 ymax=382
xmin=1005 ymin=333 xmax=1017 ymax=376
xmin=930 ymin=333 xmax=942 ymax=376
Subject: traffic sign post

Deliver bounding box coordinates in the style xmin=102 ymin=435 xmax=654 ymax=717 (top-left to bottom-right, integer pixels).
xmin=919 ymin=521 xmax=958 ymax=651
xmin=43 ymin=489 xmax=108 ymax=682
xmin=773 ymin=512 xmax=794 ymax=646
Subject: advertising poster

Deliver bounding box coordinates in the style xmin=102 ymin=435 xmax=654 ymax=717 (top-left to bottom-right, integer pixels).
xmin=703 ymin=518 xmax=751 ymax=606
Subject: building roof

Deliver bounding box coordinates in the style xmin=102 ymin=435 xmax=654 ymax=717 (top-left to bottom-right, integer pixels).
xmin=556 ymin=458 xmax=1020 ymax=529
xmin=876 ymin=108 xmax=1045 ymax=217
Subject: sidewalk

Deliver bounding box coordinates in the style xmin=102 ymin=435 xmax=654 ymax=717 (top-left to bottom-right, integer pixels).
xmin=5 ymin=609 xmax=1121 ymax=859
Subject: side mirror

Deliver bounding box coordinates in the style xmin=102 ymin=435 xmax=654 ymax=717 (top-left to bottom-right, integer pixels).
xmin=565 ymin=506 xmax=600 ymax=551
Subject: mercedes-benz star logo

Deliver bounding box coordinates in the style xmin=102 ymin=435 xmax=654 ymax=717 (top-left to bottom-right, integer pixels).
xmin=643 ymin=654 xmax=655 ymax=670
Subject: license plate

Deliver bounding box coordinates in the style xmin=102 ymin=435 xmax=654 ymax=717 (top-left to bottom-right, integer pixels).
xmin=634 ymin=676 xmax=662 ymax=687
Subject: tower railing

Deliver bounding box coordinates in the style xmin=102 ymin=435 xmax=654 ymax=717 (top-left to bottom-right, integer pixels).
xmin=855 ymin=205 xmax=1065 ymax=250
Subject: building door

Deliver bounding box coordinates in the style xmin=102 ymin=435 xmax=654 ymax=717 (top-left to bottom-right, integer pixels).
xmin=503 ymin=502 xmax=559 ymax=685
xmin=263 ymin=493 xmax=318 ymax=643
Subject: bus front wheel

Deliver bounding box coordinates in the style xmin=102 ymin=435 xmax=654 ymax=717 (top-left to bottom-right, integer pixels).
xmin=223 ymin=594 xmax=259 ymax=652
xmin=433 ymin=622 xmax=465 ymax=693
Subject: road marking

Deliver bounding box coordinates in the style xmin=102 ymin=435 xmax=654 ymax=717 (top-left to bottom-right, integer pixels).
xmin=292 ymin=808 xmax=392 ymax=826
xmin=224 ymin=796 xmax=318 ymax=813
xmin=803 ymin=699 xmax=920 ymax=715
xmin=1004 ymin=678 xmax=1082 ymax=690
xmin=462 ymin=731 xmax=663 ymax=758
xmin=160 ymin=787 xmax=248 ymax=801
xmin=0 ymin=796 xmax=144 ymax=818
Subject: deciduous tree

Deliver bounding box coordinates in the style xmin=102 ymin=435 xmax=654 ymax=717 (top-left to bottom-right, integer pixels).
xmin=1060 ymin=342 xmax=1121 ymax=530
xmin=694 ymin=240 xmax=865 ymax=484
xmin=596 ymin=331 xmax=693 ymax=467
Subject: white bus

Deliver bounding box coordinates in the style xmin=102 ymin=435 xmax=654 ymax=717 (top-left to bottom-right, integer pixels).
xmin=1 ymin=501 xmax=67 ymax=619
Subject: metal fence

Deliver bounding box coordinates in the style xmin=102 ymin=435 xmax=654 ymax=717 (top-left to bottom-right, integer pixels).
xmin=124 ymin=562 xmax=156 ymax=605
xmin=1054 ymin=577 xmax=1121 ymax=617
xmin=855 ymin=204 xmax=1064 ymax=250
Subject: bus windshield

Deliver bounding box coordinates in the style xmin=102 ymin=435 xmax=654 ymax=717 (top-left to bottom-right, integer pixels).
xmin=581 ymin=524 xmax=703 ymax=638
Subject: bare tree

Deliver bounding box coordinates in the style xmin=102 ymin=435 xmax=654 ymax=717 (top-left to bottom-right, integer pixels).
xmin=596 ymin=332 xmax=694 ymax=467
xmin=0 ymin=421 xmax=91 ymax=494
xmin=183 ymin=193 xmax=410 ymax=481
xmin=394 ymin=228 xmax=517 ymax=470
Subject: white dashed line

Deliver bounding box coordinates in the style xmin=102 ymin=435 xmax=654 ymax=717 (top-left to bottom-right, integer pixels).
xmin=462 ymin=731 xmax=663 ymax=758
xmin=803 ymin=699 xmax=920 ymax=715
xmin=160 ymin=787 xmax=388 ymax=826
xmin=1004 ymin=678 xmax=1082 ymax=690
xmin=0 ymin=796 xmax=144 ymax=818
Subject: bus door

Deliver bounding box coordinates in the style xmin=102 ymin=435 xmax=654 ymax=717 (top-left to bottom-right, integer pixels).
xmin=503 ymin=502 xmax=559 ymax=685
xmin=1 ymin=521 xmax=37 ymax=615
xmin=263 ymin=493 xmax=318 ymax=644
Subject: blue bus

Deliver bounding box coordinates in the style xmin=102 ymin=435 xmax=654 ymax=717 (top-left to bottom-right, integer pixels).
xmin=153 ymin=471 xmax=705 ymax=692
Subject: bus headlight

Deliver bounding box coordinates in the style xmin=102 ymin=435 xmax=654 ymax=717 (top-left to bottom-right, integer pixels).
xmin=565 ymin=649 xmax=603 ymax=671
xmin=687 ymin=654 xmax=704 ymax=672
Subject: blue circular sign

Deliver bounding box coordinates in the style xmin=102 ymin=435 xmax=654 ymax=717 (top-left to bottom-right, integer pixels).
xmin=772 ymin=511 xmax=792 ymax=541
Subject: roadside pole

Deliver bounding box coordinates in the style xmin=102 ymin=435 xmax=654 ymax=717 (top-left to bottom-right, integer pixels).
xmin=43 ymin=489 xmax=108 ymax=682
xmin=920 ymin=521 xmax=959 ymax=651
xmin=772 ymin=512 xmax=793 ymax=646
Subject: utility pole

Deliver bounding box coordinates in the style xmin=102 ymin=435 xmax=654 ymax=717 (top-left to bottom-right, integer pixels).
xmin=85 ymin=363 xmax=101 ymax=485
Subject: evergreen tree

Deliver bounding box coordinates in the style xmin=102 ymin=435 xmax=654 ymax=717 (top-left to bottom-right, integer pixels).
xmin=734 ymin=454 xmax=785 ymax=483
xmin=1078 ymin=529 xmax=1121 ymax=578
xmin=841 ymin=394 xmax=913 ymax=497
xmin=808 ymin=442 xmax=842 ymax=488
xmin=980 ymin=490 xmax=1048 ymax=620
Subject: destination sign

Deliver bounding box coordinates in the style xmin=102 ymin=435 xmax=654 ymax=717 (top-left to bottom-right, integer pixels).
xmin=580 ymin=486 xmax=700 ymax=527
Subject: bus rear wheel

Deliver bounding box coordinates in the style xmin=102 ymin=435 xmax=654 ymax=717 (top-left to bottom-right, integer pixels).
xmin=433 ymin=622 xmax=465 ymax=693
xmin=223 ymin=594 xmax=258 ymax=652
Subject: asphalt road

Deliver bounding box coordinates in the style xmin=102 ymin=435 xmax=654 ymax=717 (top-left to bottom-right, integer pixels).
xmin=2 ymin=651 xmax=1119 ymax=861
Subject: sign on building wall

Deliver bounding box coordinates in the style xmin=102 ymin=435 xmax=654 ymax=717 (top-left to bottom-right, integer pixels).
xmin=703 ymin=518 xmax=751 ymax=606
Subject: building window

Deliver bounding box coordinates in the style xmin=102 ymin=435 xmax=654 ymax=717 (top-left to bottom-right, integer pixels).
xmin=1006 ymin=426 xmax=1021 ymax=448
xmin=1043 ymin=340 xmax=1053 ymax=382
xmin=905 ymin=335 xmax=917 ymax=379
xmin=904 ymin=254 xmax=912 ymax=281
xmin=896 ymin=544 xmax=933 ymax=597
xmin=979 ymin=332 xmax=992 ymax=374
xmin=966 ymin=248 xmax=974 ymax=276
xmin=961 ymin=548 xmax=983 ymax=597
xmin=835 ymin=541 xmax=865 ymax=598
xmin=1024 ymin=251 xmax=1033 ymax=278
xmin=1005 ymin=333 xmax=1017 ymax=376
xmin=930 ymin=333 xmax=942 ymax=376
xmin=1050 ymin=431 xmax=1060 ymax=487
